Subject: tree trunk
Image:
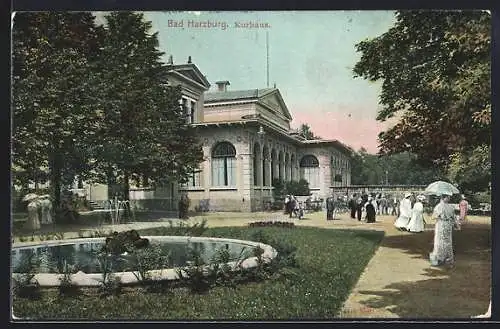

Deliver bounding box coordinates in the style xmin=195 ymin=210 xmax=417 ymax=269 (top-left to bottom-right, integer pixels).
xmin=123 ymin=171 xmax=130 ymax=201
xmin=51 ymin=155 xmax=62 ymax=209
xmin=49 ymin=152 xmax=63 ymax=223
xmin=122 ymin=171 xmax=132 ymax=221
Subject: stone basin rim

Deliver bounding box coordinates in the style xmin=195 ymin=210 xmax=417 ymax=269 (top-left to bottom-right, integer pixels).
xmin=12 ymin=236 xmax=278 ymax=287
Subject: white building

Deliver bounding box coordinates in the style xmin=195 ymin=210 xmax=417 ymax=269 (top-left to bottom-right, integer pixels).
xmin=78 ymin=58 xmax=353 ymax=212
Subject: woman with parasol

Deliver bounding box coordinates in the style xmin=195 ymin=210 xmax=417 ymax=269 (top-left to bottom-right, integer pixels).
xmin=425 ymin=181 xmax=460 ymax=267
xmin=22 ymin=193 xmax=41 ymax=230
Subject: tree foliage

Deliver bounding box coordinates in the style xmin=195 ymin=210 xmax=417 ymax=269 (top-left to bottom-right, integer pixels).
xmin=446 ymin=144 xmax=491 ymax=194
xmin=350 ymin=148 xmax=443 ymax=185
xmin=12 ymin=12 xmax=105 ymax=208
xmin=90 ymin=12 xmax=203 ymax=198
xmin=12 ymin=12 xmax=204 ymax=210
xmin=298 ymin=124 xmax=321 ymax=140
xmin=353 ymin=10 xmax=491 ymax=164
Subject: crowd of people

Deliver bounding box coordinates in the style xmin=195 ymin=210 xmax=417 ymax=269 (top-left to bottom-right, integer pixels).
xmin=284 ymin=195 xmax=305 ymax=219
xmin=345 ymin=192 xmax=403 ymax=224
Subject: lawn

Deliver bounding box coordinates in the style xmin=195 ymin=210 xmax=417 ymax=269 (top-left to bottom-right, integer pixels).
xmin=12 ymin=226 xmax=384 ymax=320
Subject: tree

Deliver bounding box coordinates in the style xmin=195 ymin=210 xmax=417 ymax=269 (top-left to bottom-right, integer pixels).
xmin=12 ymin=12 xmax=105 ymax=211
xmin=350 ymin=148 xmax=443 ymax=185
xmin=298 ymin=123 xmax=321 ymax=140
xmin=353 ymin=11 xmax=490 ymax=165
xmin=447 ymin=144 xmax=491 ymax=194
xmin=91 ymin=12 xmax=203 ymax=199
xmin=286 ymin=179 xmax=311 ymax=196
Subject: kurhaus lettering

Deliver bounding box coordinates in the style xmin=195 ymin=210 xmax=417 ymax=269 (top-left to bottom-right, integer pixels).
xmin=234 ymin=21 xmax=271 ymax=29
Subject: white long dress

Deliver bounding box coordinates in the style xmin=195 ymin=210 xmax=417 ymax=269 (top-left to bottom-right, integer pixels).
xmin=26 ymin=199 xmax=41 ymax=230
xmin=407 ymin=201 xmax=425 ymax=232
xmin=429 ymin=200 xmax=455 ymax=266
xmin=39 ymin=198 xmax=53 ymax=224
xmin=394 ymin=198 xmax=412 ymax=229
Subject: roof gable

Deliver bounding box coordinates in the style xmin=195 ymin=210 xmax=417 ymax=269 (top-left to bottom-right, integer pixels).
xmin=258 ymin=89 xmax=293 ymax=121
xmin=167 ymin=63 xmax=211 ymax=90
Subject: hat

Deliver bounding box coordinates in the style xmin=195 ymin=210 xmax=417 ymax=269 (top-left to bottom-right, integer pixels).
xmin=417 ymin=195 xmax=426 ymax=201
xmin=404 ymin=192 xmax=412 ymax=198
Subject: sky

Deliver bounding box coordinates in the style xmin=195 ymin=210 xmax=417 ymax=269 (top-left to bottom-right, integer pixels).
xmin=96 ymin=11 xmax=398 ymax=153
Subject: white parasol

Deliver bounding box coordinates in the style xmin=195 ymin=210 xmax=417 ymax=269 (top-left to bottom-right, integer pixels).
xmin=424 ymin=181 xmax=460 ymax=196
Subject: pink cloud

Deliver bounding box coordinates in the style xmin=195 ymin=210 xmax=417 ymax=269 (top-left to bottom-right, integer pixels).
xmin=290 ymin=103 xmax=395 ymax=154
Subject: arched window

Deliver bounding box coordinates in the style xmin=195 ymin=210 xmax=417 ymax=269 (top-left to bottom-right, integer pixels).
xmin=211 ymin=142 xmax=236 ymax=187
xmin=300 ymin=155 xmax=320 ymax=188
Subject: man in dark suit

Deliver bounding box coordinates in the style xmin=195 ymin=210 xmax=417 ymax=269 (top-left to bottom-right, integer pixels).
xmin=326 ymin=196 xmax=335 ymax=220
xmin=348 ymin=194 xmax=357 ymax=219
xmin=356 ymin=195 xmax=364 ymax=221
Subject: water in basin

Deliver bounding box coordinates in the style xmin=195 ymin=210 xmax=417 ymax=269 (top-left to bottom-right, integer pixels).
xmin=12 ymin=239 xmax=254 ymax=274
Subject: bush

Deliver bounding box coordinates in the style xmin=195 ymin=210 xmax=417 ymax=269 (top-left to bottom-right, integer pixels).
xmin=248 ymin=221 xmax=295 ymax=228
xmin=96 ymin=253 xmax=122 ymax=297
xmin=12 ymin=252 xmax=41 ymax=300
xmin=176 ymin=247 xmax=211 ymax=294
xmin=58 ymin=262 xmax=81 ymax=298
xmin=138 ymin=219 xmax=208 ymax=237
xmin=131 ymin=243 xmax=170 ymax=284
xmin=286 ymin=179 xmax=310 ymax=196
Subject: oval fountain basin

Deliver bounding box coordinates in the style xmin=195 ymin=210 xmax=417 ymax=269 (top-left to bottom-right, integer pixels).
xmin=11 ymin=236 xmax=277 ymax=287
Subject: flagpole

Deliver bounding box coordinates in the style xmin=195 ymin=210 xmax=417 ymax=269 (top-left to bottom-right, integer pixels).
xmin=266 ymin=31 xmax=269 ymax=87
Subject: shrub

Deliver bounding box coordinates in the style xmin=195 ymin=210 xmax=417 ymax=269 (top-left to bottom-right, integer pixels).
xmin=130 ymin=243 xmax=170 ymax=284
xmin=248 ymin=221 xmax=295 ymax=228
xmin=96 ymin=253 xmax=122 ymax=297
xmin=176 ymin=247 xmax=211 ymax=293
xmin=207 ymin=246 xmax=248 ymax=288
xmin=58 ymin=261 xmax=81 ymax=298
xmin=140 ymin=219 xmax=208 ymax=237
xmin=12 ymin=252 xmax=41 ymax=300
xmin=245 ymin=230 xmax=299 ymax=281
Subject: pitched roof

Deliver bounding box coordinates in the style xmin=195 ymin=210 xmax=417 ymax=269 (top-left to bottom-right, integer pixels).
xmin=164 ymin=63 xmax=211 ymax=90
xmin=204 ymin=88 xmax=276 ymax=102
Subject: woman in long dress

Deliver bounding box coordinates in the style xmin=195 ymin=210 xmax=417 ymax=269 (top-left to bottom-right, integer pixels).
xmin=26 ymin=198 xmax=41 ymax=230
xmin=407 ymin=195 xmax=425 ymax=232
xmin=394 ymin=192 xmax=412 ymax=230
xmin=365 ymin=196 xmax=377 ymax=223
xmin=429 ymin=195 xmax=455 ymax=266
xmin=457 ymin=195 xmax=469 ymax=228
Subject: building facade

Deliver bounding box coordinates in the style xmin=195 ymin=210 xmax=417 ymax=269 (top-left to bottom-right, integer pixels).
xmin=79 ymin=58 xmax=353 ymax=212
xmin=172 ymin=63 xmax=353 ymax=212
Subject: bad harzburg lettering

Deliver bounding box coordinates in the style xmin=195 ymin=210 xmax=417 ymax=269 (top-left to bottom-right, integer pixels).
xmin=168 ymin=19 xmax=271 ymax=30
xmin=168 ymin=19 xmax=229 ymax=30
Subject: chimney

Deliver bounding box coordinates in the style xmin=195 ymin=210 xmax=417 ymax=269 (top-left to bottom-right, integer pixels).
xmin=215 ymin=80 xmax=230 ymax=92
xmin=188 ymin=56 xmax=192 ymax=63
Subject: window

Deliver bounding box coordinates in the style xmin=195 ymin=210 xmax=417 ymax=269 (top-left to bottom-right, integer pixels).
xmin=187 ymin=169 xmax=201 ymax=187
xmin=181 ymin=97 xmax=196 ymax=124
xmin=189 ymin=101 xmax=196 ymax=124
xmin=211 ymin=142 xmax=237 ymax=187
xmin=300 ymin=155 xmax=320 ymax=188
